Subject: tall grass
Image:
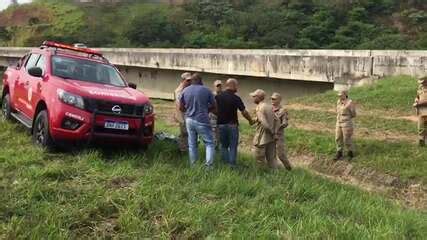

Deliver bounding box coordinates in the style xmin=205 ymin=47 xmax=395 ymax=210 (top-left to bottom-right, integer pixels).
xmin=1 ymin=118 xmax=427 ymax=238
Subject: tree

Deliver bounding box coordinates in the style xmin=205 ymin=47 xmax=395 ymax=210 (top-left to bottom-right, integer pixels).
xmin=184 ymin=0 xmax=234 ymax=29
xmin=0 ymin=27 xmax=11 ymax=45
xmin=298 ymin=8 xmax=338 ymax=48
xmin=127 ymin=9 xmax=182 ymax=47
xmin=357 ymin=34 xmax=412 ymax=49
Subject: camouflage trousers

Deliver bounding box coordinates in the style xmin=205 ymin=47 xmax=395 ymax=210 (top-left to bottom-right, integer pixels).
xmin=418 ymin=116 xmax=427 ymax=141
xmin=253 ymin=142 xmax=281 ymax=169
xmin=276 ymin=134 xmax=292 ymax=169
xmin=178 ymin=122 xmax=188 ymax=152
xmin=212 ymin=125 xmax=220 ymax=148
xmin=335 ymin=126 xmax=354 ymax=152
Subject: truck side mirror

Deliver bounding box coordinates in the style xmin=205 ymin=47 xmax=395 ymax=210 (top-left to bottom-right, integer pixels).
xmin=128 ymin=82 xmax=137 ymax=89
xmin=28 ymin=67 xmax=43 ymax=78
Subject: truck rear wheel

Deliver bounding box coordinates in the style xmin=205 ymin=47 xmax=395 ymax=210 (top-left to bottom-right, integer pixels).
xmin=1 ymin=93 xmax=12 ymax=121
xmin=32 ymin=110 xmax=54 ymax=149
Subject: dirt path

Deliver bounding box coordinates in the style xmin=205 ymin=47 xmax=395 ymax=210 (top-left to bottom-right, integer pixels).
xmin=238 ymin=138 xmax=427 ymax=209
xmin=292 ymin=122 xmax=415 ymax=143
xmin=290 ymin=153 xmax=427 ymax=210
xmin=287 ymin=103 xmax=418 ymax=123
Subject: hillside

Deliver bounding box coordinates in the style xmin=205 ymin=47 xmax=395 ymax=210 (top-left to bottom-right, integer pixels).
xmin=1 ymin=75 xmax=427 ymax=238
xmin=0 ymin=0 xmax=426 ymax=49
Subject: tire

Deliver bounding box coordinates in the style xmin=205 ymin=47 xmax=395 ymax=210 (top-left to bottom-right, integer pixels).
xmin=140 ymin=144 xmax=148 ymax=151
xmin=1 ymin=93 xmax=12 ymax=121
xmin=32 ymin=110 xmax=54 ymax=149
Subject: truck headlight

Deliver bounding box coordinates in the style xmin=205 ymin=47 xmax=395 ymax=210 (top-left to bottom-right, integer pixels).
xmin=57 ymin=89 xmax=85 ymax=110
xmin=144 ymin=103 xmax=153 ymax=115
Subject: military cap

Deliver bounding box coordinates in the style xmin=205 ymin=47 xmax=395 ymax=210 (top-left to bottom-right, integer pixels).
xmin=250 ymin=89 xmax=266 ymax=98
xmin=418 ymin=76 xmax=427 ymax=85
xmin=271 ymin=92 xmax=282 ymax=100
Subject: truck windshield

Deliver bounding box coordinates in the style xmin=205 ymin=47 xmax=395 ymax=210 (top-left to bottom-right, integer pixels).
xmin=51 ymin=56 xmax=126 ymax=87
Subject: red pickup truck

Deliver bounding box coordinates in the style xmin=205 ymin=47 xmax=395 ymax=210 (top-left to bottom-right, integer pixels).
xmin=1 ymin=41 xmax=154 ymax=149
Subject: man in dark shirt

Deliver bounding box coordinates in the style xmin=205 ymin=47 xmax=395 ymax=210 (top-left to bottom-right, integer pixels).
xmin=180 ymin=73 xmax=217 ymax=168
xmin=215 ymin=78 xmax=253 ymax=166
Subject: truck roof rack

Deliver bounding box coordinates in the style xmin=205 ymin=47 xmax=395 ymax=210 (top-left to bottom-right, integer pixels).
xmin=40 ymin=41 xmax=109 ymax=63
xmin=40 ymin=41 xmax=102 ymax=56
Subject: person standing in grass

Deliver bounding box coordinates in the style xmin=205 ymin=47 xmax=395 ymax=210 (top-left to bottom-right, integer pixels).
xmin=271 ymin=92 xmax=292 ymax=170
xmin=180 ymin=73 xmax=217 ymax=168
xmin=215 ymin=78 xmax=253 ymax=167
xmin=210 ymin=80 xmax=223 ymax=148
xmin=250 ymin=89 xmax=281 ymax=168
xmin=334 ymin=90 xmax=357 ymax=161
xmin=413 ymin=76 xmax=427 ymax=147
xmin=174 ymin=72 xmax=192 ymax=153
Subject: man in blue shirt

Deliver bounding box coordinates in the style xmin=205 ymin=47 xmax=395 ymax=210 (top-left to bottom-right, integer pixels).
xmin=180 ymin=73 xmax=217 ymax=167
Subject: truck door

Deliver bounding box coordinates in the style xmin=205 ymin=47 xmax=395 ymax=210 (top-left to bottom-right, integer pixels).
xmin=9 ymin=54 xmax=29 ymax=111
xmin=27 ymin=55 xmax=46 ymax=119
xmin=15 ymin=53 xmax=40 ymax=117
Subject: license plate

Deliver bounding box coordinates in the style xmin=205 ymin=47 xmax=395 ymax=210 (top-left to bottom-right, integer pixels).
xmin=104 ymin=121 xmax=129 ymax=130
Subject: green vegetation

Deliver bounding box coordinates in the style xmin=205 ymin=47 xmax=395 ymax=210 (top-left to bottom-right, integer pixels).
xmin=278 ymin=76 xmax=425 ymax=183
xmin=0 ymin=0 xmax=426 ymax=49
xmin=290 ymin=108 xmax=417 ymax=136
xmin=292 ymin=76 xmax=419 ymax=115
xmin=287 ymin=128 xmax=427 ymax=183
xmin=1 ymin=73 xmax=427 ymax=237
xmin=1 ymin=111 xmax=427 ymax=238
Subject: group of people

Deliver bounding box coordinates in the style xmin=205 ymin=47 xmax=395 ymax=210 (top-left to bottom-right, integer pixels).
xmin=172 ymin=71 xmax=427 ymax=169
xmin=174 ymin=72 xmax=292 ymax=169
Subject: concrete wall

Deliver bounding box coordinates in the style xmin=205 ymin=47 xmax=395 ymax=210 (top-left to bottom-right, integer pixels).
xmin=0 ymin=47 xmax=425 ymax=101
xmin=99 ymin=48 xmax=426 ymax=84
xmin=117 ymin=66 xmax=332 ymax=106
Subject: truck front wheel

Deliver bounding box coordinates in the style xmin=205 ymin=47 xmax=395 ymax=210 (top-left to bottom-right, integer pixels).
xmin=32 ymin=110 xmax=54 ymax=149
xmin=1 ymin=93 xmax=12 ymax=121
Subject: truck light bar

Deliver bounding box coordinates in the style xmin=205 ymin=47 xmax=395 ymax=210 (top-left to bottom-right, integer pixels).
xmin=41 ymin=41 xmax=103 ymax=57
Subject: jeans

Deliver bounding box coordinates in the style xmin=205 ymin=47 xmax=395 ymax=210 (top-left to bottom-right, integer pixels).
xmin=218 ymin=124 xmax=239 ymax=166
xmin=185 ymin=118 xmax=215 ymax=167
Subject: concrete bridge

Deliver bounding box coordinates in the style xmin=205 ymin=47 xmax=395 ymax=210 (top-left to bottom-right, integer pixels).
xmin=1 ymin=47 xmax=426 ymax=104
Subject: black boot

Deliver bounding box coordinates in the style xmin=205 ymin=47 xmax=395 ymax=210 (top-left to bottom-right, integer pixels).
xmin=347 ymin=151 xmax=354 ymax=160
xmin=419 ymin=139 xmax=425 ymax=147
xmin=333 ymin=151 xmax=343 ymax=161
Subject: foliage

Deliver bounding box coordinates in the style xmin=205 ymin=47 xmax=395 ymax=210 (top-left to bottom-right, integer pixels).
xmin=127 ymin=7 xmax=182 ymax=47
xmin=0 ymin=0 xmax=426 ymax=48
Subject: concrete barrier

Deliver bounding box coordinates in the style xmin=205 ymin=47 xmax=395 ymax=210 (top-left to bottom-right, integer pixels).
xmin=0 ymin=47 xmax=426 ymax=101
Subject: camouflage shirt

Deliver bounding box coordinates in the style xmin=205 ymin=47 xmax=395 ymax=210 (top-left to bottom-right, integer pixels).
xmin=253 ymin=102 xmax=277 ymax=146
xmin=273 ymin=105 xmax=288 ymax=136
xmin=336 ymin=99 xmax=356 ymax=128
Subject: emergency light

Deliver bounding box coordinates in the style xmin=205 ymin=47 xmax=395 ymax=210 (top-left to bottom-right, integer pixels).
xmin=41 ymin=41 xmax=103 ymax=57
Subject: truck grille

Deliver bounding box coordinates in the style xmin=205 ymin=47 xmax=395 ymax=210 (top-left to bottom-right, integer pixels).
xmin=84 ymin=98 xmax=145 ymax=117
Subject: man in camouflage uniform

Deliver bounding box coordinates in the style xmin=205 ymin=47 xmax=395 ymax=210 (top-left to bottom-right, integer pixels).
xmin=271 ymin=92 xmax=292 ymax=170
xmin=250 ymin=89 xmax=281 ymax=168
xmin=413 ymin=77 xmax=427 ymax=146
xmin=210 ymin=80 xmax=222 ymax=148
xmin=334 ymin=90 xmax=357 ymax=161
xmin=174 ymin=72 xmax=192 ymax=152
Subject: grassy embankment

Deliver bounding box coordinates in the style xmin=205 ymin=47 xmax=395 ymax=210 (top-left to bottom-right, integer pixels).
xmin=157 ymin=75 xmax=426 ymax=185
xmin=285 ymin=75 xmax=427 ymax=184
xmin=1 ymin=75 xmax=427 ymax=238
